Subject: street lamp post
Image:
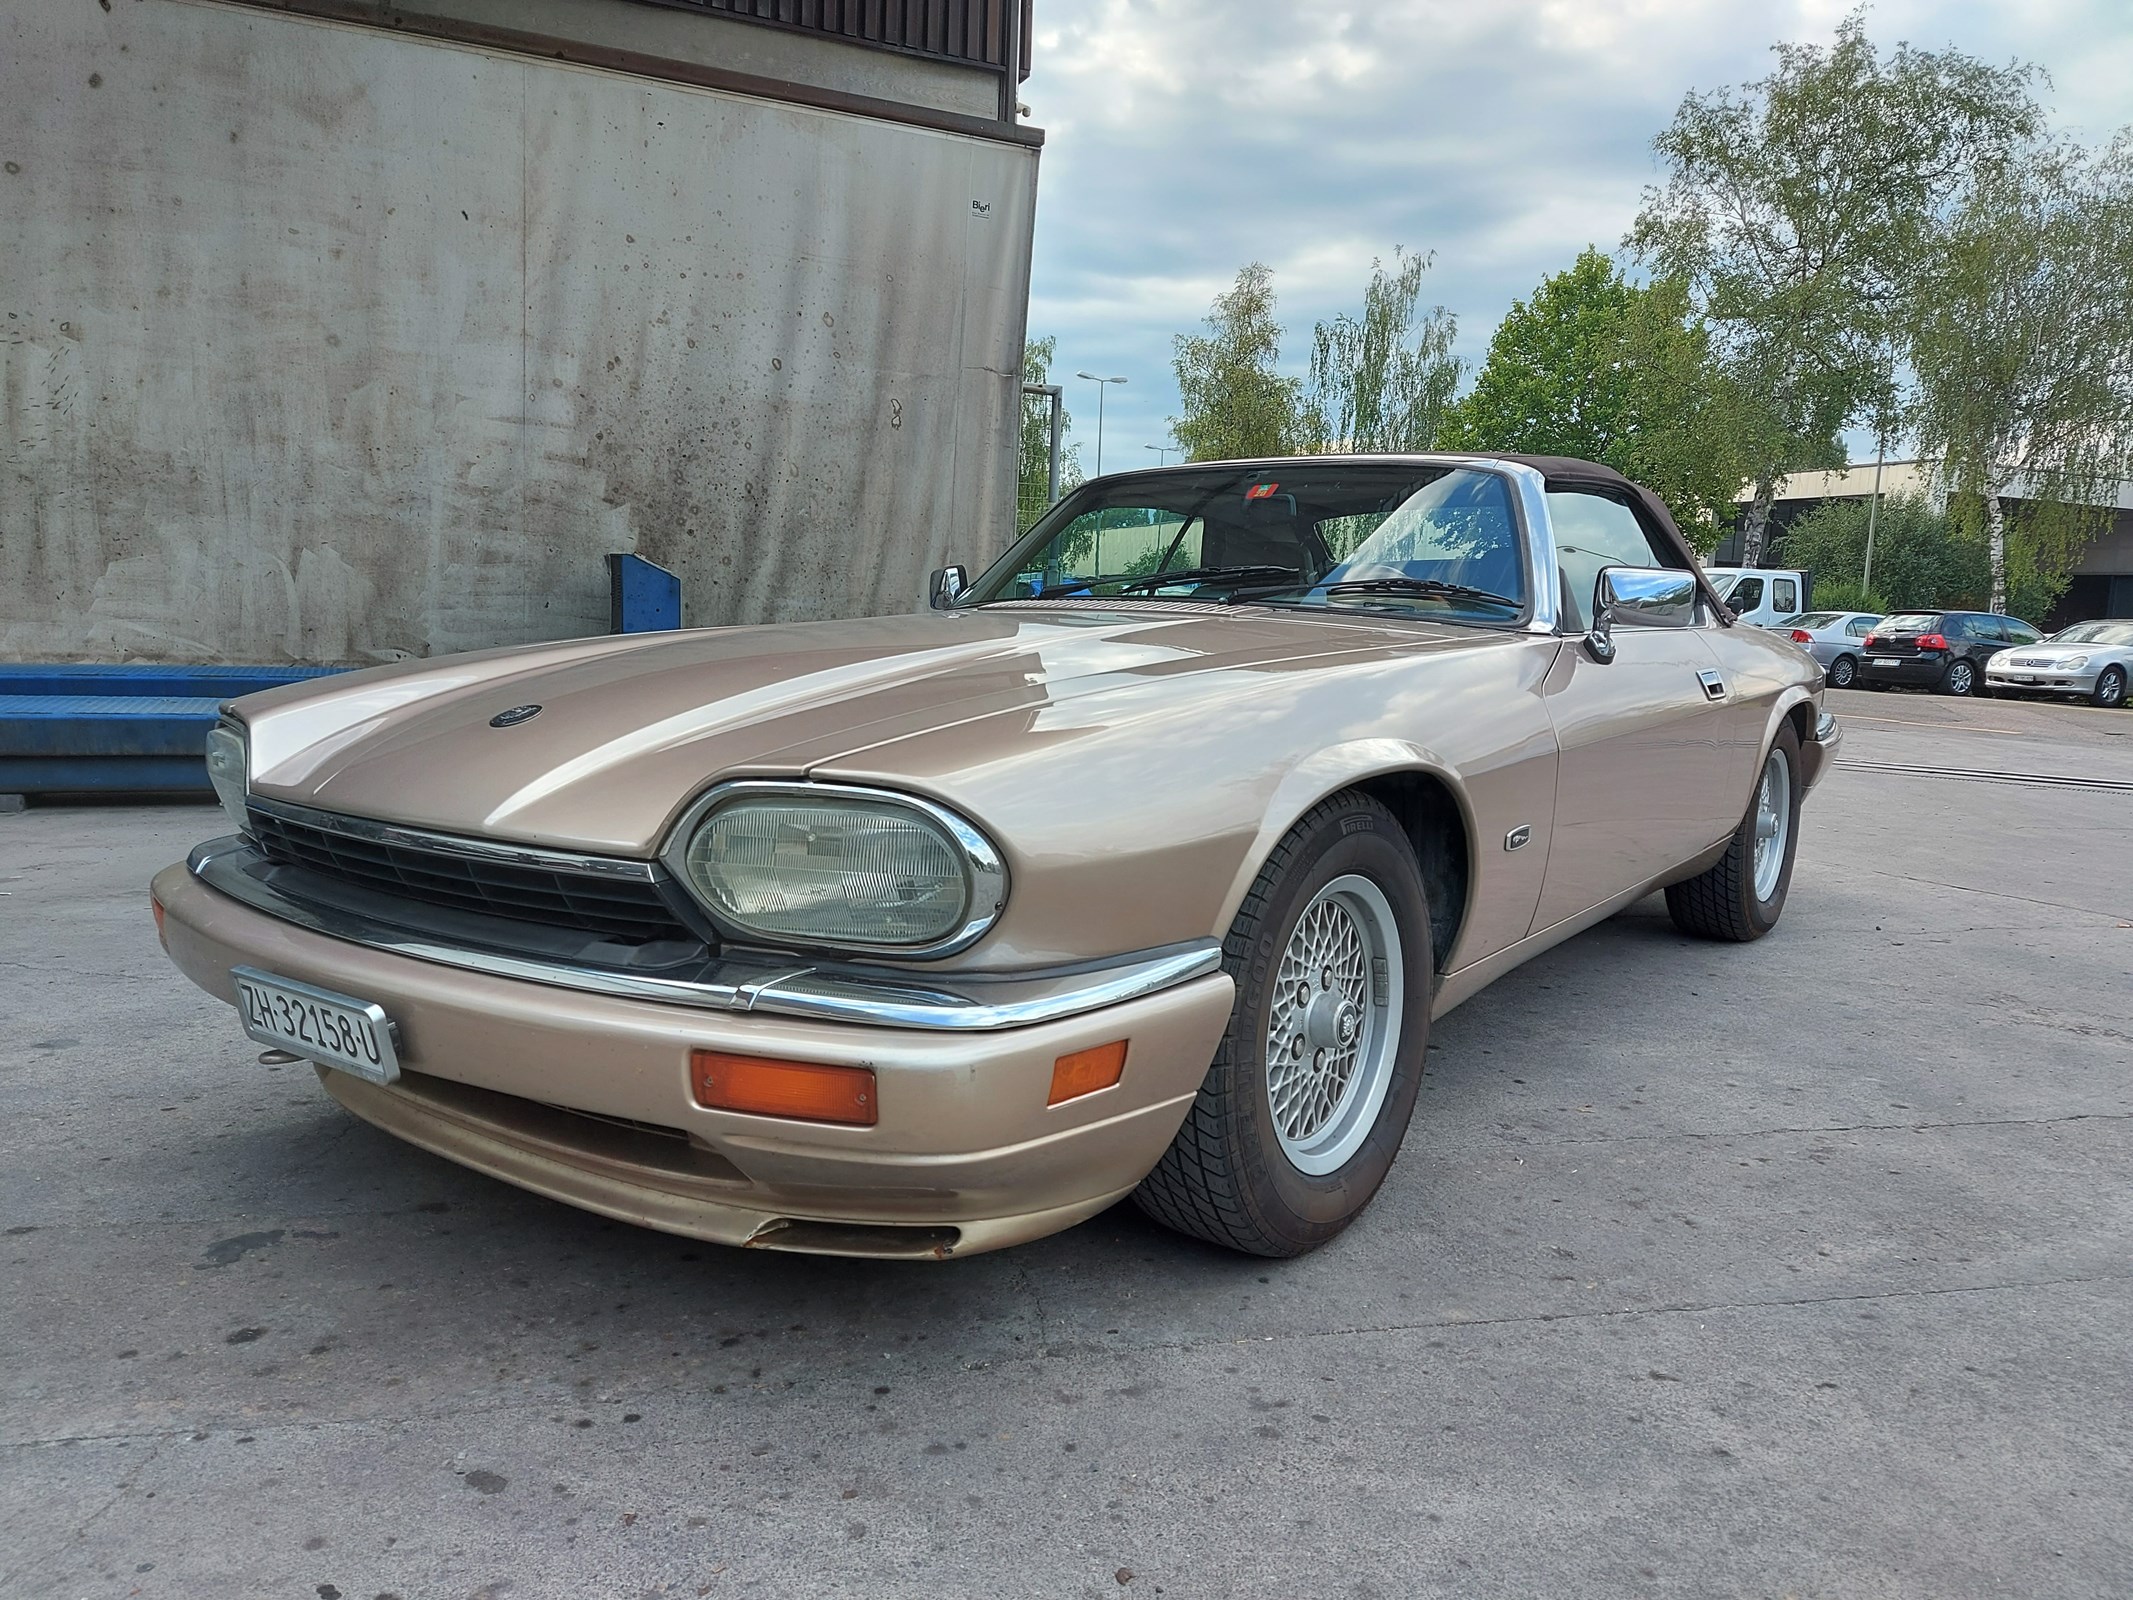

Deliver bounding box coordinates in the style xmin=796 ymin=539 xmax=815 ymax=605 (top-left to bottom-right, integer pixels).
xmin=1145 ymin=443 xmax=1180 ymax=465
xmin=1075 ymin=372 xmax=1128 ymax=476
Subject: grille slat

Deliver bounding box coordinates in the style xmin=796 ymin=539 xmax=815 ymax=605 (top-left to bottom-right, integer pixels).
xmin=248 ymin=807 xmax=693 ymax=943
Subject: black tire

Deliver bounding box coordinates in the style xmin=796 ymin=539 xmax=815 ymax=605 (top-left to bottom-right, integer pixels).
xmin=2094 ymin=665 xmax=2128 ymax=710
xmin=1827 ymin=654 xmax=1857 ymax=689
xmin=1941 ymin=657 xmax=1978 ymax=696
xmin=1134 ymin=792 xmax=1432 ymax=1258
xmin=1665 ymin=720 xmax=1803 ymax=943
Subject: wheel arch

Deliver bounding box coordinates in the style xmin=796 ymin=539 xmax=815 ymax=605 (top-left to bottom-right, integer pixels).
xmin=1226 ymin=742 xmax=1476 ymax=978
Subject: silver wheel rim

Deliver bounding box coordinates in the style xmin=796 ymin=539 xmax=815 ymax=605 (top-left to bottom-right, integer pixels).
xmin=2103 ymin=670 xmax=2125 ymax=706
xmin=1264 ymin=874 xmax=1404 ymax=1176
xmin=1752 ymin=746 xmax=1792 ymax=902
xmin=1831 ymin=657 xmax=1853 ymax=686
xmin=1950 ymin=661 xmax=1973 ymax=693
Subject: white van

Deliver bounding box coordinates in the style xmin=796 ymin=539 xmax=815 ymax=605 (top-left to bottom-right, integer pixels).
xmin=1704 ymin=567 xmax=1811 ymax=628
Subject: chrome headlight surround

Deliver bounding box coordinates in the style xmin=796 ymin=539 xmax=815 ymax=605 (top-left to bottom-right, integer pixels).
xmin=203 ymin=716 xmax=251 ymax=838
xmin=660 ymin=781 xmax=1009 ymax=960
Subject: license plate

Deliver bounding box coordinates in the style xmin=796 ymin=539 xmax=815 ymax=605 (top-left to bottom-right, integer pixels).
xmin=231 ymin=966 xmax=401 ymax=1084
xmin=1873 ymin=657 xmax=1901 ymax=667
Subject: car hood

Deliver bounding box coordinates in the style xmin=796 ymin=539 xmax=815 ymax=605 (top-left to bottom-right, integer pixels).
xmin=238 ymin=604 xmax=1482 ymax=854
xmin=1994 ymin=644 xmax=2088 ymax=660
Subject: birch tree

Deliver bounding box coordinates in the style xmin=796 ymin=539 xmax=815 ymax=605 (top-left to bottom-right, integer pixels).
xmin=1906 ymin=140 xmax=2133 ymax=616
xmin=1303 ymin=249 xmax=1462 ymax=454
xmin=1631 ymin=14 xmax=2042 ymax=563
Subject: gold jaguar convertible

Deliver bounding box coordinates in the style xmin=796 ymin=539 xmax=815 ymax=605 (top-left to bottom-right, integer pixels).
xmin=153 ymin=454 xmax=1839 ymax=1259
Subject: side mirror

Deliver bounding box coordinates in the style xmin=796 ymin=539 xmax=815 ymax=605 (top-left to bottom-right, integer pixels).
xmin=1588 ymin=566 xmax=1700 ymax=662
xmin=929 ymin=564 xmax=968 ymax=610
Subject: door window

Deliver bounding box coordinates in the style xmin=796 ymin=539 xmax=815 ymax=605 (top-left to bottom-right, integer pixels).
xmin=1727 ymin=576 xmax=1766 ymax=615
xmin=2003 ymin=619 xmax=2042 ymax=645
xmin=1547 ymin=492 xmax=1673 ymax=627
xmin=1845 ymin=617 xmax=1877 ymax=637
xmin=1772 ymin=578 xmax=1798 ymax=615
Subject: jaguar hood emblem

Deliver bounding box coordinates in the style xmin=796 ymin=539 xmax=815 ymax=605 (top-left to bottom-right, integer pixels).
xmin=489 ymin=704 xmax=543 ymax=728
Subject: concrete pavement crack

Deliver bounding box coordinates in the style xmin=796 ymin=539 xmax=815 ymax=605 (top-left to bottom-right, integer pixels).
xmin=1846 ymin=865 xmax=2132 ymax=922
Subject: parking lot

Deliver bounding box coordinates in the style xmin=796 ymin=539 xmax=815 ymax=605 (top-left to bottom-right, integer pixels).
xmin=4 ymin=689 xmax=2130 ymax=1599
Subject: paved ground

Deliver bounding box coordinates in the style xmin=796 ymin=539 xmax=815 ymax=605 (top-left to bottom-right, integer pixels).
xmin=4 ymin=689 xmax=2130 ymax=1599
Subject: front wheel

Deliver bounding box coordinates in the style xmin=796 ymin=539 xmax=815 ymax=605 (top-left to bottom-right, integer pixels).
xmin=1134 ymin=792 xmax=1431 ymax=1257
xmin=1827 ymin=654 xmax=1857 ymax=689
xmin=2094 ymin=665 xmax=2128 ymax=709
xmin=1665 ymin=721 xmax=1803 ymax=942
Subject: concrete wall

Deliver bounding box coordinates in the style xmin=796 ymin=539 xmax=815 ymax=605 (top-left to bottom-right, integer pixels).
xmin=0 ymin=0 xmax=1037 ymax=664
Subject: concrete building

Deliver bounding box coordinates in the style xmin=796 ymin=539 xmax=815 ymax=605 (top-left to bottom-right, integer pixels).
xmin=1 ymin=0 xmax=1040 ymax=665
xmin=1717 ymin=460 xmax=2133 ymax=625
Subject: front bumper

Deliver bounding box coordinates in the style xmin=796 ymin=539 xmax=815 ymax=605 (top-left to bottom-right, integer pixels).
xmin=1801 ymin=708 xmax=1842 ymax=792
xmin=152 ymin=860 xmax=1235 ymax=1258
xmin=1985 ymin=665 xmax=2101 ymax=696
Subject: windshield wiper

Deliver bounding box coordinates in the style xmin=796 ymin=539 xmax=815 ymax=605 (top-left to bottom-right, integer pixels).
xmin=1113 ymin=563 xmax=1300 ymax=594
xmin=1035 ymin=564 xmax=1299 ymax=598
xmin=1225 ymin=576 xmax=1524 ymax=610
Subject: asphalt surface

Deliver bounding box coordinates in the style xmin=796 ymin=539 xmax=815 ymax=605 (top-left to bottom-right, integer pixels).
xmin=4 ymin=688 xmax=2130 ymax=1599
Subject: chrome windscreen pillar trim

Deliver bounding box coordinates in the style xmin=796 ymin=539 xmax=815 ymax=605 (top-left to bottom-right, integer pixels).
xmin=186 ymin=839 xmax=1223 ymax=1033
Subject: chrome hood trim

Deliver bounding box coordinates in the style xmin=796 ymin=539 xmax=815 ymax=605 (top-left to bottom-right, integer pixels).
xmin=188 ymin=839 xmax=1222 ymax=1032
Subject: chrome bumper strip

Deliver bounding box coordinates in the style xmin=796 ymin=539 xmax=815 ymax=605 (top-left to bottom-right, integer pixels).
xmin=187 ymin=839 xmax=1224 ymax=1033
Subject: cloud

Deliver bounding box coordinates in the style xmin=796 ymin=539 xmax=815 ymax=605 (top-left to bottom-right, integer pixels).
xmin=1020 ymin=0 xmax=2133 ymax=463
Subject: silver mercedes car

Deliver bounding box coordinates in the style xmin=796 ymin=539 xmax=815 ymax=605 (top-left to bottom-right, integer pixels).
xmin=1985 ymin=620 xmax=2133 ymax=707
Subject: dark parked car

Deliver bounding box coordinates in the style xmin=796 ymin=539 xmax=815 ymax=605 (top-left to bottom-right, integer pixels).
xmin=1855 ymin=611 xmax=2043 ymax=696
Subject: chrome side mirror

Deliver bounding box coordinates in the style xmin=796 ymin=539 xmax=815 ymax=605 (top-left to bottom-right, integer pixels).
xmin=929 ymin=564 xmax=968 ymax=610
xmin=1588 ymin=566 xmax=1700 ymax=662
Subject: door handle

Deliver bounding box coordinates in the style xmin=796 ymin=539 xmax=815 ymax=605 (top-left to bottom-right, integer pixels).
xmin=1697 ymin=669 xmax=1727 ymax=701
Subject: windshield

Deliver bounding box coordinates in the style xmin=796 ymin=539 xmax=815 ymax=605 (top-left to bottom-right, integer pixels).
xmin=1789 ymin=612 xmax=1842 ymax=629
xmin=1877 ymin=613 xmax=1940 ymax=633
xmin=964 ymin=464 xmax=1528 ymax=624
xmin=2049 ymin=621 xmax=2133 ymax=646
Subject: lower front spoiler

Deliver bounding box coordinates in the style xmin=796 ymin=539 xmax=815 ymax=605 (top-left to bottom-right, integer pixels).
xmin=318 ymin=1066 xmax=1132 ymax=1259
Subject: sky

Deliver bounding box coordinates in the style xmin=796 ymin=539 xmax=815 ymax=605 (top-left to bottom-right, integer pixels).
xmin=1016 ymin=0 xmax=2133 ymax=472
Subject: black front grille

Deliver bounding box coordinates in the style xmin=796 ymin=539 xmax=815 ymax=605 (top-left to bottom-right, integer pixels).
xmin=248 ymin=806 xmax=692 ymax=943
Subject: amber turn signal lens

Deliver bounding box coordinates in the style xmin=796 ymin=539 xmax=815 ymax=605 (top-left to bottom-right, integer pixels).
xmin=1048 ymin=1040 xmax=1127 ymax=1106
xmin=691 ymin=1050 xmax=877 ymax=1126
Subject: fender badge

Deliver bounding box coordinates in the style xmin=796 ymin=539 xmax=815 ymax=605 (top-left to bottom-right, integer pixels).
xmin=1505 ymin=825 xmax=1532 ymax=852
xmin=489 ymin=704 xmax=543 ymax=728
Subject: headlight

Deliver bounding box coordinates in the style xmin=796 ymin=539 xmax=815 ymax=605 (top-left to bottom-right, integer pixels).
xmin=670 ymin=784 xmax=1006 ymax=956
xmin=2060 ymin=655 xmax=2090 ymax=671
xmin=204 ymin=719 xmax=251 ymax=837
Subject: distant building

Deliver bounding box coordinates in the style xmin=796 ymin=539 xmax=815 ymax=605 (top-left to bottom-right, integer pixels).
xmin=1716 ymin=461 xmax=2133 ymax=625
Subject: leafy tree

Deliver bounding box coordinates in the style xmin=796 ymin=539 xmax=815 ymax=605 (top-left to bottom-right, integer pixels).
xmin=1018 ymin=336 xmax=1084 ymax=528
xmin=1632 ymin=12 xmax=2044 ymax=562
xmin=1778 ymin=494 xmax=1986 ymax=612
xmin=1906 ymin=140 xmax=2133 ymax=615
xmin=1171 ymin=263 xmax=1304 ymax=462
xmin=1302 ymin=249 xmax=1461 ymax=454
xmin=1439 ymin=248 xmax=1745 ymax=543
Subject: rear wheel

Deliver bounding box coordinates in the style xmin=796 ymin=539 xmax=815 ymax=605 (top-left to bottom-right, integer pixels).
xmin=2094 ymin=665 xmax=2128 ymax=709
xmin=1665 ymin=721 xmax=1802 ymax=943
xmin=1942 ymin=657 xmax=1978 ymax=696
xmin=1827 ymin=654 xmax=1857 ymax=689
xmin=1134 ymin=792 xmax=1431 ymax=1257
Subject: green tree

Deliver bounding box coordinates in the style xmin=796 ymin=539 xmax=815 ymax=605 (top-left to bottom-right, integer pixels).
xmin=1906 ymin=140 xmax=2133 ymax=616
xmin=1018 ymin=336 xmax=1085 ymax=528
xmin=1632 ymin=12 xmax=2043 ymax=562
xmin=1778 ymin=494 xmax=1987 ymax=612
xmin=1302 ymin=249 xmax=1461 ymax=454
xmin=1439 ymin=248 xmax=1745 ymax=543
xmin=1171 ymin=263 xmax=1303 ymax=462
